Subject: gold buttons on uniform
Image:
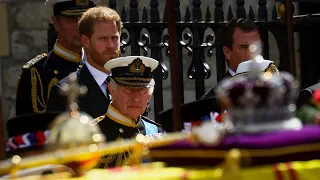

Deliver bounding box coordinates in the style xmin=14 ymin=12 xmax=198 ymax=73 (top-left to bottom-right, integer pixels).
xmin=54 ymin=70 xmax=59 ymax=74
xmin=119 ymin=128 xmax=124 ymax=133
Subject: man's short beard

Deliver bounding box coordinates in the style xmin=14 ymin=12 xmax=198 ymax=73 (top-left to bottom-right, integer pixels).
xmin=87 ymin=48 xmax=121 ymax=66
xmin=113 ymin=49 xmax=121 ymax=58
xmin=105 ymin=49 xmax=121 ymax=61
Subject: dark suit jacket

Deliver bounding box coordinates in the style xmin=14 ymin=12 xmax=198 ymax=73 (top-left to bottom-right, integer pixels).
xmin=47 ymin=65 xmax=109 ymax=118
xmin=296 ymin=82 xmax=320 ymax=110
xmin=201 ymin=71 xmax=232 ymax=99
xmin=157 ymin=96 xmax=221 ymax=132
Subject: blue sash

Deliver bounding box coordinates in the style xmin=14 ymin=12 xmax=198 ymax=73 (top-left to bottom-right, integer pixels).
xmin=143 ymin=120 xmax=158 ymax=135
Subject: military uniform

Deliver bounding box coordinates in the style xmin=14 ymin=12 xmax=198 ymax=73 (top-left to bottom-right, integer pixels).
xmin=95 ymin=104 xmax=163 ymax=168
xmin=15 ymin=0 xmax=100 ymax=115
xmin=95 ymin=56 xmax=162 ymax=168
xmin=16 ymin=43 xmax=85 ymax=115
xmin=94 ymin=103 xmax=163 ymax=168
xmin=95 ymin=104 xmax=163 ymax=142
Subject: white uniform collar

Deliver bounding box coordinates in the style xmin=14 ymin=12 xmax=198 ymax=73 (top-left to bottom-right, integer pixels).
xmin=105 ymin=103 xmax=141 ymax=128
xmin=52 ymin=41 xmax=85 ymax=63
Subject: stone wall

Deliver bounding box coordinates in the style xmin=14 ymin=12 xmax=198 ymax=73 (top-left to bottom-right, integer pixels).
xmin=1 ymin=0 xmax=52 ymax=124
xmin=0 ymin=0 xmax=300 ymax=123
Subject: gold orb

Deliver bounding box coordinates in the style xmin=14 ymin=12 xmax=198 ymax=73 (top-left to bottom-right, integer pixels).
xmin=46 ymin=111 xmax=105 ymax=175
xmin=47 ymin=111 xmax=105 ymax=149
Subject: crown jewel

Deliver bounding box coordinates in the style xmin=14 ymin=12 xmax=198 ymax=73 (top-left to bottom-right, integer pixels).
xmin=216 ymin=72 xmax=301 ymax=133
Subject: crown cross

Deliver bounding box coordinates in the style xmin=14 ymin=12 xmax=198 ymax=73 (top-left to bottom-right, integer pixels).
xmin=60 ymin=73 xmax=88 ymax=112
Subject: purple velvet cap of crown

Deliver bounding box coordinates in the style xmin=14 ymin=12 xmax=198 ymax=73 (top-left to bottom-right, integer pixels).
xmin=150 ymin=126 xmax=320 ymax=167
xmin=153 ymin=125 xmax=320 ymax=150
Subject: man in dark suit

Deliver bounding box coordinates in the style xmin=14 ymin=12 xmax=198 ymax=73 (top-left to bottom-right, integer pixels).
xmin=201 ymin=18 xmax=278 ymax=99
xmin=15 ymin=0 xmax=100 ymax=115
xmin=47 ymin=6 xmax=122 ymax=118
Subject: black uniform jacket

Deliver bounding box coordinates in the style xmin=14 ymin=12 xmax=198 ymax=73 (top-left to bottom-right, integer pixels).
xmin=16 ymin=42 xmax=83 ymax=115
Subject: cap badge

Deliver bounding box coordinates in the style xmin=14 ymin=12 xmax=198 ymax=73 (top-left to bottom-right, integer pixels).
xmin=129 ymin=58 xmax=145 ymax=73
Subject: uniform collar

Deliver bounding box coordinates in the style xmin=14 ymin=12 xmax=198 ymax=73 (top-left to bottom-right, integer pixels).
xmin=52 ymin=41 xmax=83 ymax=63
xmin=106 ymin=103 xmax=141 ymax=128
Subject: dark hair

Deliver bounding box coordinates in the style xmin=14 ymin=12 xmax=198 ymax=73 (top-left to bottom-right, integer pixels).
xmin=220 ymin=18 xmax=259 ymax=50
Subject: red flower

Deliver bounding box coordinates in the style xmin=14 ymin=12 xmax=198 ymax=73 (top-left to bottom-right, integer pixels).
xmin=313 ymin=89 xmax=320 ymax=103
xmin=312 ymin=89 xmax=320 ymax=108
xmin=215 ymin=114 xmax=222 ymax=123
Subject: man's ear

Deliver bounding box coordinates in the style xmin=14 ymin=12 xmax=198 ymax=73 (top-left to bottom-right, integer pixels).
xmin=223 ymin=46 xmax=231 ymax=61
xmin=108 ymin=83 xmax=116 ymax=100
xmin=81 ymin=34 xmax=90 ymax=48
xmin=148 ymin=95 xmax=152 ymax=102
xmin=52 ymin=16 xmax=60 ymax=33
xmin=147 ymin=90 xmax=152 ymax=101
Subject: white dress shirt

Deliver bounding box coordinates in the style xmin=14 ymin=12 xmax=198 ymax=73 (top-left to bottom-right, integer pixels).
xmin=228 ymin=68 xmax=236 ymax=77
xmin=81 ymin=48 xmax=87 ymax=64
xmin=86 ymin=61 xmax=109 ymax=96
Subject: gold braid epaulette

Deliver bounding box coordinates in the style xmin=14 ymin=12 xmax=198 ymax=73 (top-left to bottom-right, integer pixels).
xmin=23 ymin=53 xmax=47 ymax=69
xmin=31 ymin=67 xmax=46 ymax=113
xmin=30 ymin=69 xmax=58 ymax=113
xmin=48 ymin=77 xmax=58 ymax=100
